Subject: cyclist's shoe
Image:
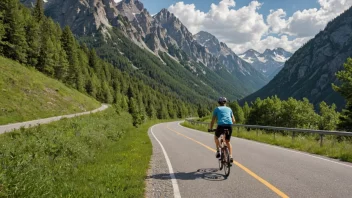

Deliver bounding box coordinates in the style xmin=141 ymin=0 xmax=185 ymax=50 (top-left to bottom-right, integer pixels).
xmin=216 ymin=151 xmax=220 ymax=158
xmin=230 ymin=157 xmax=233 ymax=163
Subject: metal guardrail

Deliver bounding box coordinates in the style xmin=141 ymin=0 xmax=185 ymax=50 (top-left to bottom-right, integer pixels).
xmin=185 ymin=118 xmax=352 ymax=147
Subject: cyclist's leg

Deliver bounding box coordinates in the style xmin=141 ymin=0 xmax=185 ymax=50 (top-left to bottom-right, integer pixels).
xmin=214 ymin=126 xmax=223 ymax=158
xmin=214 ymin=126 xmax=222 ymax=149
xmin=214 ymin=135 xmax=220 ymax=149
xmin=224 ymin=126 xmax=233 ymax=161
xmin=225 ymin=140 xmax=232 ymax=156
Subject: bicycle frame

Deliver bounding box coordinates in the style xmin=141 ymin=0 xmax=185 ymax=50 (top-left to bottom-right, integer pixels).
xmin=216 ymin=129 xmax=231 ymax=177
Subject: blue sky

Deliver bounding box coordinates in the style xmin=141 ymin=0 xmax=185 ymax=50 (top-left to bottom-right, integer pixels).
xmin=142 ymin=0 xmax=320 ymax=17
xmin=134 ymin=0 xmax=351 ymax=53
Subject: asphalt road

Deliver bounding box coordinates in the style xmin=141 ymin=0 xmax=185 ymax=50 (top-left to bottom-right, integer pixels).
xmin=0 ymin=104 xmax=108 ymax=134
xmin=146 ymin=121 xmax=352 ymax=198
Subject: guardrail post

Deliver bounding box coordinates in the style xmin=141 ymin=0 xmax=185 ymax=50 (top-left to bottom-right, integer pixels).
xmin=256 ymin=130 xmax=258 ymax=137
xmin=237 ymin=127 xmax=239 ymax=136
xmin=320 ymin=134 xmax=324 ymax=147
xmin=292 ymin=132 xmax=295 ymax=142
xmin=273 ymin=131 xmax=276 ymax=140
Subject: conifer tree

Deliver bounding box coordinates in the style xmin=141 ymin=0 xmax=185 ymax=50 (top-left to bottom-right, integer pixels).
xmin=33 ymin=0 xmax=45 ymax=22
xmin=146 ymin=100 xmax=157 ymax=119
xmin=127 ymin=86 xmax=135 ymax=99
xmin=25 ymin=17 xmax=40 ymax=66
xmin=102 ymin=81 xmax=113 ymax=103
xmin=89 ymin=49 xmax=99 ymax=71
xmin=333 ymin=58 xmax=352 ymax=131
xmin=157 ymin=104 xmax=169 ymax=119
xmin=85 ymin=75 xmax=97 ymax=98
xmin=0 ymin=11 xmax=5 ymax=54
xmin=54 ymin=42 xmax=69 ymax=80
xmin=167 ymin=101 xmax=177 ymax=119
xmin=120 ymin=95 xmax=129 ymax=111
xmin=61 ymin=26 xmax=80 ymax=88
xmin=3 ymin=1 xmax=28 ymax=63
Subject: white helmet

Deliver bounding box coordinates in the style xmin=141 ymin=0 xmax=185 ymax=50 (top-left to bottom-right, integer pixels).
xmin=218 ymin=97 xmax=228 ymax=104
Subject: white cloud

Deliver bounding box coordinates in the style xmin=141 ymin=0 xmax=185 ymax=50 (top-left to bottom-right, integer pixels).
xmin=168 ymin=0 xmax=352 ymax=54
xmin=169 ymin=1 xmax=268 ymax=46
xmin=268 ymin=0 xmax=352 ymax=37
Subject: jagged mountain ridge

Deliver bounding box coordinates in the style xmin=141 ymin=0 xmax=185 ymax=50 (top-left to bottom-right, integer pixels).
xmin=242 ymin=7 xmax=352 ymax=109
xmin=194 ymin=31 xmax=268 ymax=90
xmin=239 ymin=48 xmax=292 ymax=79
xmin=22 ymin=0 xmax=268 ymax=95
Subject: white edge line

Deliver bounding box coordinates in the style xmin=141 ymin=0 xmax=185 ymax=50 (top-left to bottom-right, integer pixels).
xmin=177 ymin=122 xmax=352 ymax=169
xmin=150 ymin=125 xmax=181 ymax=198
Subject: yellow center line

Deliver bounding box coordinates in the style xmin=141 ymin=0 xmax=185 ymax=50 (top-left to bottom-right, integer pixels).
xmin=166 ymin=124 xmax=290 ymax=198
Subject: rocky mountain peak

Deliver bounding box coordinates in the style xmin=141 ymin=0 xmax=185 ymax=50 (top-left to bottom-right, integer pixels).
xmin=194 ymin=31 xmax=221 ymax=55
xmin=154 ymin=8 xmax=180 ymax=25
xmin=193 ymin=31 xmax=268 ymax=88
xmin=239 ymin=48 xmax=292 ymax=79
xmin=244 ymin=49 xmax=260 ymax=57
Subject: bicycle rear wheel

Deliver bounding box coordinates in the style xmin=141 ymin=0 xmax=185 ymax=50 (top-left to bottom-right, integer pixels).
xmin=223 ymin=147 xmax=231 ymax=177
xmin=218 ymin=156 xmax=223 ymax=170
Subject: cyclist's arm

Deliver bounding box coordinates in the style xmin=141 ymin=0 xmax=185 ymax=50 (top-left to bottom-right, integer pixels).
xmin=210 ymin=116 xmax=216 ymax=129
xmin=232 ymin=113 xmax=236 ymax=124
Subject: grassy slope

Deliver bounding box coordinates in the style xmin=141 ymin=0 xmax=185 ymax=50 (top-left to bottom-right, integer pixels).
xmin=0 ymin=56 xmax=100 ymax=125
xmin=181 ymin=122 xmax=352 ymax=163
xmin=0 ymin=107 xmax=159 ymax=197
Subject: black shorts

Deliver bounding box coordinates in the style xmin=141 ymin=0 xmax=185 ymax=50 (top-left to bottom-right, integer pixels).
xmin=215 ymin=125 xmax=233 ymax=140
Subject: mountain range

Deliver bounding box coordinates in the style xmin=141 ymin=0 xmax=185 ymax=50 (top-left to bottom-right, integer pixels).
xmin=239 ymin=48 xmax=292 ymax=80
xmin=20 ymin=0 xmax=268 ymax=100
xmin=19 ymin=0 xmax=351 ymax=109
xmin=194 ymin=31 xmax=268 ymax=91
xmin=243 ymin=6 xmax=352 ymax=109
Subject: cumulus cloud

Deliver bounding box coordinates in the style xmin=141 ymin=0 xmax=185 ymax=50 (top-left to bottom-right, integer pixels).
xmin=169 ymin=1 xmax=268 ymax=45
xmin=268 ymin=0 xmax=352 ymax=37
xmin=168 ymin=0 xmax=352 ymax=54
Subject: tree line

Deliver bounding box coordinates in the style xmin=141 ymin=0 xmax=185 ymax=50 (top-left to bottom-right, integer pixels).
xmin=230 ymin=97 xmax=340 ymax=131
xmin=229 ymin=56 xmax=352 ymax=132
xmin=0 ymin=0 xmax=197 ymax=126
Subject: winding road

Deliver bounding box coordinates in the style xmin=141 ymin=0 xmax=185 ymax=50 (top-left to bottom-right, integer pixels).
xmin=0 ymin=104 xmax=108 ymax=134
xmin=146 ymin=121 xmax=352 ymax=198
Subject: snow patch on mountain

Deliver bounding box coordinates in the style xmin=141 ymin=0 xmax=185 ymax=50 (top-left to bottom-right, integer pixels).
xmin=239 ymin=48 xmax=292 ymax=79
xmin=257 ymin=56 xmax=267 ymax=63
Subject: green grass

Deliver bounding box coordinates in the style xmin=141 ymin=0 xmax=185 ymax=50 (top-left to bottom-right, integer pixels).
xmin=0 ymin=107 xmax=160 ymax=197
xmin=181 ymin=122 xmax=352 ymax=163
xmin=0 ymin=56 xmax=100 ymax=125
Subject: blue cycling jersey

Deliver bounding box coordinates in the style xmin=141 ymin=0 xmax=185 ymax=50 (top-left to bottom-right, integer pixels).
xmin=213 ymin=106 xmax=233 ymax=125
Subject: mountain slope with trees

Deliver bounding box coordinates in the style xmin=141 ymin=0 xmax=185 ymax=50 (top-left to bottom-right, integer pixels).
xmin=242 ymin=7 xmax=352 ymax=109
xmin=0 ymin=0 xmax=199 ymax=126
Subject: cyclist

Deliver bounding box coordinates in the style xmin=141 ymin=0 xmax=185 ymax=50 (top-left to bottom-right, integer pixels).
xmin=209 ymin=97 xmax=236 ymax=162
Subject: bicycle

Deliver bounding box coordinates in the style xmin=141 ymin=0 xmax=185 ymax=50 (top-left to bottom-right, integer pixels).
xmin=208 ymin=128 xmax=231 ymax=177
